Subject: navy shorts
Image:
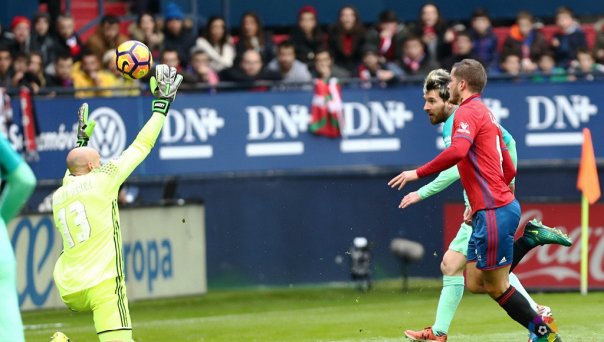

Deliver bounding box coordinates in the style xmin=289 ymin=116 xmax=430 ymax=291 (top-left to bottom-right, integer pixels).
xmin=467 ymin=199 xmax=521 ymax=270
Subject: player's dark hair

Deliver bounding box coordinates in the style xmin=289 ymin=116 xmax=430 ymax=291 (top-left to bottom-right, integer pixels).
xmin=452 ymin=59 xmax=487 ymax=93
xmin=0 ymin=45 xmax=12 ymax=56
xmin=315 ymin=47 xmax=332 ymax=59
xmin=576 ymin=46 xmax=593 ymax=57
xmin=556 ymin=6 xmax=574 ymax=18
xmin=472 ymin=8 xmax=490 ymax=20
xmin=160 ymin=48 xmax=179 ymax=61
xmin=423 ymin=69 xmax=450 ymax=101
xmin=516 ymin=10 xmax=533 ymax=22
xmin=57 ymin=13 xmax=74 ymax=21
xmin=55 ymin=52 xmax=73 ymax=63
xmin=455 ymin=30 xmax=471 ymax=41
xmin=101 ymin=15 xmax=119 ymax=25
xmin=277 ymin=40 xmax=295 ymax=51
xmin=80 ymin=47 xmax=97 ymax=59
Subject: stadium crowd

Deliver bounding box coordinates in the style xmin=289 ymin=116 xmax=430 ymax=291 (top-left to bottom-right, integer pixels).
xmin=1 ymin=2 xmax=604 ymax=97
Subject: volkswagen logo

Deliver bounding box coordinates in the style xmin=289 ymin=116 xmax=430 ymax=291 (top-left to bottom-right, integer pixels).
xmin=88 ymin=107 xmax=127 ymax=161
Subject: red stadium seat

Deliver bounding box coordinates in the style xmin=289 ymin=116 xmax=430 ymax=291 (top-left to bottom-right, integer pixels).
xmin=493 ymin=24 xmax=597 ymax=53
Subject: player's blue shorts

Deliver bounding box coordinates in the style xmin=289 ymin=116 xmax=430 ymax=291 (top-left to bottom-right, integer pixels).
xmin=467 ymin=199 xmax=520 ymax=270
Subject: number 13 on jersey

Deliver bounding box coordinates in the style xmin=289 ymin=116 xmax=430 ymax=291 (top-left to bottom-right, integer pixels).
xmin=56 ymin=200 xmax=92 ymax=248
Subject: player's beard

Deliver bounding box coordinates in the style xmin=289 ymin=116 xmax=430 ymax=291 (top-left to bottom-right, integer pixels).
xmin=430 ymin=107 xmax=448 ymax=124
xmin=449 ymin=86 xmax=461 ymax=105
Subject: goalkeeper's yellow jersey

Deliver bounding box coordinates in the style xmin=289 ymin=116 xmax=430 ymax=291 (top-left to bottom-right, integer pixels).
xmin=52 ymin=113 xmax=165 ymax=296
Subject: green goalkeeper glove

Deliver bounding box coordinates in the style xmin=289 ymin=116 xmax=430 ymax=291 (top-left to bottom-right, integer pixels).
xmin=76 ymin=103 xmax=96 ymax=147
xmin=150 ymin=64 xmax=184 ymax=115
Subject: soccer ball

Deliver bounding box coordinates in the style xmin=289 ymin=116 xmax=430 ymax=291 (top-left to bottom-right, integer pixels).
xmin=115 ymin=40 xmax=152 ymax=79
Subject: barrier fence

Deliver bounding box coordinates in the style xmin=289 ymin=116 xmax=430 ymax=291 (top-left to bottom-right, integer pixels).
xmin=4 ymin=81 xmax=603 ymax=181
xmin=8 ymin=81 xmax=603 ymax=297
xmin=9 ymin=204 xmax=207 ymax=310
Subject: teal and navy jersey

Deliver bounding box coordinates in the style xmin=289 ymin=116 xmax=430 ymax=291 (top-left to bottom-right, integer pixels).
xmin=0 ymin=132 xmax=36 ymax=223
xmin=417 ymin=107 xmax=517 ymax=203
xmin=52 ymin=113 xmax=165 ymax=295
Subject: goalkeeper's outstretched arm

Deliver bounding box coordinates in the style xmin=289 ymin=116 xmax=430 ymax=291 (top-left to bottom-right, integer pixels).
xmin=110 ymin=65 xmax=183 ymax=188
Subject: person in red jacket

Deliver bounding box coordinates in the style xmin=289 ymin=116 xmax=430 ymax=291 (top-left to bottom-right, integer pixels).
xmin=388 ymin=59 xmax=561 ymax=342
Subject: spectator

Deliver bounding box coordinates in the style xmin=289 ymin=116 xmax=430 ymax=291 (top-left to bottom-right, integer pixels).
xmin=502 ymin=11 xmax=549 ymax=73
xmin=568 ymin=47 xmax=604 ymax=81
xmin=409 ymin=2 xmax=453 ymax=66
xmin=128 ymin=12 xmax=164 ymax=59
xmin=468 ymin=8 xmax=498 ymax=69
xmin=27 ymin=51 xmax=46 ymax=88
xmin=87 ymin=15 xmax=129 ymax=62
xmin=73 ymin=49 xmax=118 ymax=98
xmin=328 ymin=5 xmax=366 ymax=74
xmin=11 ymin=52 xmax=41 ymax=93
xmin=358 ymin=48 xmax=403 ymax=88
xmin=267 ymin=40 xmax=312 ymax=83
xmin=496 ymin=53 xmax=523 ymax=81
xmin=309 ymin=49 xmax=344 ymax=138
xmin=193 ymin=16 xmax=235 ymax=72
xmin=442 ymin=31 xmax=478 ymax=71
xmin=102 ymin=49 xmax=140 ymax=96
xmin=219 ymin=49 xmax=281 ymax=89
xmin=311 ymin=48 xmax=350 ymax=79
xmin=592 ymin=19 xmax=604 ymax=64
xmin=397 ymin=36 xmax=439 ymax=77
xmin=11 ymin=53 xmax=29 ymax=86
xmin=54 ymin=14 xmax=83 ymax=62
xmin=30 ymin=13 xmax=57 ymax=71
xmin=235 ymin=11 xmax=274 ymax=65
xmin=9 ymin=16 xmax=32 ymax=55
xmin=159 ymin=48 xmax=181 ymax=71
xmin=551 ymin=6 xmax=587 ymax=67
xmin=182 ymin=48 xmax=219 ymax=88
xmin=0 ymin=47 xmax=12 ymax=88
xmin=290 ymin=5 xmax=324 ymax=65
xmin=46 ymin=53 xmax=74 ymax=88
xmin=531 ymin=50 xmax=568 ymax=83
xmin=162 ymin=1 xmax=196 ymax=67
xmin=364 ymin=10 xmax=408 ymax=63
xmin=0 ymin=23 xmax=13 ymax=48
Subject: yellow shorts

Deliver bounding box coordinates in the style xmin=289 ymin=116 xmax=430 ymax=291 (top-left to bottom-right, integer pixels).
xmin=61 ymin=277 xmax=132 ymax=342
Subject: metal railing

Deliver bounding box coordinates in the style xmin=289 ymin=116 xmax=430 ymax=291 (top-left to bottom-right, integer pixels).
xmin=6 ymin=71 xmax=603 ymax=98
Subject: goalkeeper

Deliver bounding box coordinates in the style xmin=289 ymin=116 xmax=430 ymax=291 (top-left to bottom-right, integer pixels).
xmin=50 ymin=65 xmax=183 ymax=342
xmin=0 ymin=132 xmax=36 ymax=342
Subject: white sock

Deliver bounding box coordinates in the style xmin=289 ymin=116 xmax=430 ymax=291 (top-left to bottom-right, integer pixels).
xmin=509 ymin=272 xmax=538 ymax=312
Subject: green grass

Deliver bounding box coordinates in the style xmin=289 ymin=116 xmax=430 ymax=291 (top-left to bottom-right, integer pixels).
xmin=23 ymin=279 xmax=604 ymax=341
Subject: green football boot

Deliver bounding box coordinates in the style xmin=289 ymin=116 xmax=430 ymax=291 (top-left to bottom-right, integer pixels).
xmin=523 ymin=219 xmax=572 ymax=247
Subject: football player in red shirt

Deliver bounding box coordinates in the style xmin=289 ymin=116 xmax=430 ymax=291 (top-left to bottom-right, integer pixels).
xmin=389 ymin=59 xmax=560 ymax=342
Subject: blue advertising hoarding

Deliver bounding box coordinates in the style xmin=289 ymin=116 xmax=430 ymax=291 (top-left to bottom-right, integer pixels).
xmin=5 ymin=81 xmax=602 ymax=180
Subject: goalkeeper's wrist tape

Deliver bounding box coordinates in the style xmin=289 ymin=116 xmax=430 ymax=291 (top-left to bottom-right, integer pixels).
xmin=76 ymin=138 xmax=88 ymax=147
xmin=152 ymin=99 xmax=171 ymax=116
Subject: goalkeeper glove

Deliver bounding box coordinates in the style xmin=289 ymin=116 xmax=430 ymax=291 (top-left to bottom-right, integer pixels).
xmin=76 ymin=103 xmax=96 ymax=147
xmin=150 ymin=64 xmax=184 ymax=116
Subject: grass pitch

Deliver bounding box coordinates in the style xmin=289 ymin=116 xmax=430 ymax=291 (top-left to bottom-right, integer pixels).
xmin=23 ymin=279 xmax=604 ymax=341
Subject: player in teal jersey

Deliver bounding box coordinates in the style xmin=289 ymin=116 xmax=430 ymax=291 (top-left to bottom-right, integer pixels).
xmin=50 ymin=65 xmax=183 ymax=342
xmin=0 ymin=132 xmax=36 ymax=342
xmin=400 ymin=69 xmax=571 ymax=342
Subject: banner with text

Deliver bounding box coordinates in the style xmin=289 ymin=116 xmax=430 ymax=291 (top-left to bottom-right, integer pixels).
xmin=444 ymin=203 xmax=604 ymax=290
xmin=5 ymin=82 xmax=603 ymax=180
xmin=9 ymin=204 xmax=206 ymax=310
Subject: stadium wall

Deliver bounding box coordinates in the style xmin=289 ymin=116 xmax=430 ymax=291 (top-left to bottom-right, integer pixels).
xmin=9 ymin=204 xmax=207 ymax=310
xmin=187 ymin=0 xmax=604 ymax=27
xmin=11 ymin=81 xmax=603 ymax=291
